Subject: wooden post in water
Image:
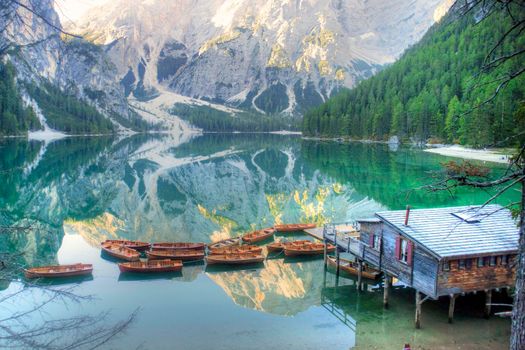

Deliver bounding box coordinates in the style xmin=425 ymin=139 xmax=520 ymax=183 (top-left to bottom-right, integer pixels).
xmin=357 ymin=260 xmax=363 ymax=291
xmin=383 ymin=274 xmax=390 ymax=309
xmin=336 ymin=249 xmax=340 ymax=277
xmin=415 ymin=291 xmax=422 ymax=329
xmin=448 ymin=294 xmax=457 ymax=323
xmin=485 ymin=290 xmax=492 ymax=319
xmin=323 ymin=239 xmax=328 ymax=267
xmin=322 ymin=261 xmax=327 ymax=288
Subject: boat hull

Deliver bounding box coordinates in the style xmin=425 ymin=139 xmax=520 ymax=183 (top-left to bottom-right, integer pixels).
xmin=146 ymin=250 xmax=205 ymax=261
xmin=118 ymin=260 xmax=183 ymax=273
xmin=208 ymin=238 xmax=241 ymax=250
xmin=103 ymin=240 xmax=150 ymax=251
xmin=266 ymin=240 xmax=311 ymax=253
xmin=206 ymin=254 xmax=265 ymax=265
xmin=101 ymin=244 xmax=140 ymax=261
xmin=24 ymin=264 xmax=93 ymax=279
xmin=151 ymin=242 xmax=206 ymax=251
xmin=327 ymin=256 xmax=380 ymax=280
xmin=284 ymin=244 xmax=335 ymax=257
xmin=242 ymin=228 xmax=275 ymax=243
xmin=209 ymin=245 xmax=263 ymax=255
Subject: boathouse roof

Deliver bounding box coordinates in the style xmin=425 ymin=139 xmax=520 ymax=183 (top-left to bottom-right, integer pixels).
xmin=375 ymin=205 xmax=519 ymax=259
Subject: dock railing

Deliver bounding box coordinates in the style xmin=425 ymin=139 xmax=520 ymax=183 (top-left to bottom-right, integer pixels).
xmin=322 ymin=221 xmax=366 ymax=258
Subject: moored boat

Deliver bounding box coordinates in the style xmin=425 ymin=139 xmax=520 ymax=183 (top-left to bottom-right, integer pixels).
xmin=241 ymin=228 xmax=275 ymax=243
xmin=206 ymin=252 xmax=265 ymax=265
xmin=266 ymin=240 xmax=312 ymax=253
xmin=327 ymin=255 xmax=381 ymax=280
xmin=208 ymin=237 xmax=241 ymax=250
xmin=118 ymin=259 xmax=183 ymax=273
xmin=24 ymin=263 xmax=93 ymax=279
xmin=284 ymin=243 xmax=335 ymax=257
xmin=101 ymin=242 xmax=140 ymax=261
xmin=146 ymin=249 xmax=205 ymax=261
xmin=102 ymin=239 xmax=150 ymax=251
xmin=274 ymin=223 xmax=316 ymax=232
xmin=209 ymin=245 xmax=263 ymax=255
xmin=151 ymin=242 xmax=206 ymax=251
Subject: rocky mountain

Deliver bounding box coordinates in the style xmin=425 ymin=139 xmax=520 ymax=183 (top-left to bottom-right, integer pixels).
xmin=0 ymin=0 xmax=148 ymax=135
xmin=67 ymin=0 xmax=453 ymax=115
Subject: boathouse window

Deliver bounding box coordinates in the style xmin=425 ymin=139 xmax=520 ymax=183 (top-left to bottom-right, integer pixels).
xmin=458 ymin=259 xmax=466 ymax=269
xmin=478 ymin=257 xmax=485 ymax=267
xmin=465 ymin=258 xmax=473 ymax=269
xmin=395 ymin=236 xmax=413 ymax=265
xmin=368 ymin=233 xmax=381 ymax=250
xmin=443 ymin=261 xmax=450 ymax=271
xmin=501 ymin=255 xmax=508 ymax=265
xmin=373 ymin=235 xmax=381 ymax=250
xmin=489 ymin=256 xmax=497 ymax=266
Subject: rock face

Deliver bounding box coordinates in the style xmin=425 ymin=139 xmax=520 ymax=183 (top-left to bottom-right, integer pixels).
xmin=0 ymin=0 xmax=134 ymax=130
xmin=67 ymin=0 xmax=453 ymax=114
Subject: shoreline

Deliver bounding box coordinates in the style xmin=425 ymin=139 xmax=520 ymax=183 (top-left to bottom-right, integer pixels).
xmin=424 ymin=145 xmax=511 ymax=164
xmin=1 ymin=130 xmax=302 ymax=140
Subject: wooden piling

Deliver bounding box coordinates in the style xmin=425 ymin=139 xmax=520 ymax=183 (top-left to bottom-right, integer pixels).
xmin=448 ymin=294 xmax=457 ymax=323
xmin=415 ymin=291 xmax=422 ymax=329
xmin=322 ymin=262 xmax=327 ymax=288
xmin=323 ymin=239 xmax=327 ymax=267
xmin=485 ymin=290 xmax=492 ymax=319
xmin=357 ymin=260 xmax=363 ymax=291
xmin=383 ymin=274 xmax=390 ymax=309
xmin=336 ymin=249 xmax=340 ymax=277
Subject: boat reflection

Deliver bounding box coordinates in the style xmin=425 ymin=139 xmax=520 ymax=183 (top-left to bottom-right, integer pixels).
xmin=26 ymin=274 xmax=95 ymax=286
xmin=117 ymin=271 xmax=183 ymax=282
xmin=205 ymin=263 xmax=265 ymax=274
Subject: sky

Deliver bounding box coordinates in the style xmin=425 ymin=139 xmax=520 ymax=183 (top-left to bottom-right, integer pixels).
xmin=54 ymin=0 xmax=109 ymax=22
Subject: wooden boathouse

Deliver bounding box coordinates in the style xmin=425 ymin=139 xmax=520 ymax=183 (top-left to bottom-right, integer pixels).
xmin=309 ymin=204 xmax=519 ymax=328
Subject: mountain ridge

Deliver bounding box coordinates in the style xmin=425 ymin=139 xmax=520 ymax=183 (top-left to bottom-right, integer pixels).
xmin=67 ymin=0 xmax=453 ymax=115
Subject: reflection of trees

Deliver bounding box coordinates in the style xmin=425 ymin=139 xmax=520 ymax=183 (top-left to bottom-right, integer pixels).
xmin=301 ymin=140 xmax=517 ymax=209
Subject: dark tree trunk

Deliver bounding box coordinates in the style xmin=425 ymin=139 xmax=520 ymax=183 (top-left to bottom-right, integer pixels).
xmin=510 ymin=180 xmax=525 ymax=350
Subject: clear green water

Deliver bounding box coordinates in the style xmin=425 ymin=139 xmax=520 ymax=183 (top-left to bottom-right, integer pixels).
xmin=0 ymin=134 xmax=517 ymax=349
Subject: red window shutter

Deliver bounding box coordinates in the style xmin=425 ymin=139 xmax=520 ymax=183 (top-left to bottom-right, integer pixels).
xmin=369 ymin=233 xmax=375 ymax=248
xmin=395 ymin=236 xmax=401 ymax=259
xmin=407 ymin=242 xmax=414 ymax=266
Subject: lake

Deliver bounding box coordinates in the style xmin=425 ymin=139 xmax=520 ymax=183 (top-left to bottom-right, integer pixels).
xmin=0 ymin=134 xmax=516 ymax=349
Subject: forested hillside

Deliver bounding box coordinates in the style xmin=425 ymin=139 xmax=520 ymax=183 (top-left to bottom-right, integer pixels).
xmin=302 ymin=4 xmax=525 ymax=147
xmin=25 ymin=81 xmax=114 ymax=134
xmin=170 ymin=103 xmax=299 ymax=132
xmin=0 ymin=63 xmax=41 ymax=136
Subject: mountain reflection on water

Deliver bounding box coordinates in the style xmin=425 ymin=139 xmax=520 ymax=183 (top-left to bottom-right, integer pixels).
xmin=0 ymin=134 xmax=516 ymax=346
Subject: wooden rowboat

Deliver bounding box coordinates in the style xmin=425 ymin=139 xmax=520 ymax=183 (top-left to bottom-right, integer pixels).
xmin=327 ymin=256 xmax=381 ymax=280
xmin=118 ymin=259 xmax=183 ymax=273
xmin=266 ymin=240 xmax=312 ymax=253
xmin=102 ymin=239 xmax=150 ymax=251
xmin=209 ymin=245 xmax=263 ymax=255
xmin=151 ymin=242 xmax=206 ymax=251
xmin=206 ymin=253 xmax=265 ymax=265
xmin=101 ymin=242 xmax=140 ymax=261
xmin=146 ymin=249 xmax=205 ymax=261
xmin=24 ymin=263 xmax=93 ymax=279
xmin=241 ymin=228 xmax=275 ymax=243
xmin=284 ymin=243 xmax=335 ymax=257
xmin=274 ymin=223 xmax=316 ymax=232
xmin=208 ymin=237 xmax=241 ymax=250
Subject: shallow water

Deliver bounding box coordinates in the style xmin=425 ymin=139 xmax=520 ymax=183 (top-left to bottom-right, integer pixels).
xmin=0 ymin=134 xmax=516 ymax=349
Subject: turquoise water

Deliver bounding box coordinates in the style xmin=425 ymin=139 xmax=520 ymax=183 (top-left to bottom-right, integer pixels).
xmin=0 ymin=134 xmax=516 ymax=349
